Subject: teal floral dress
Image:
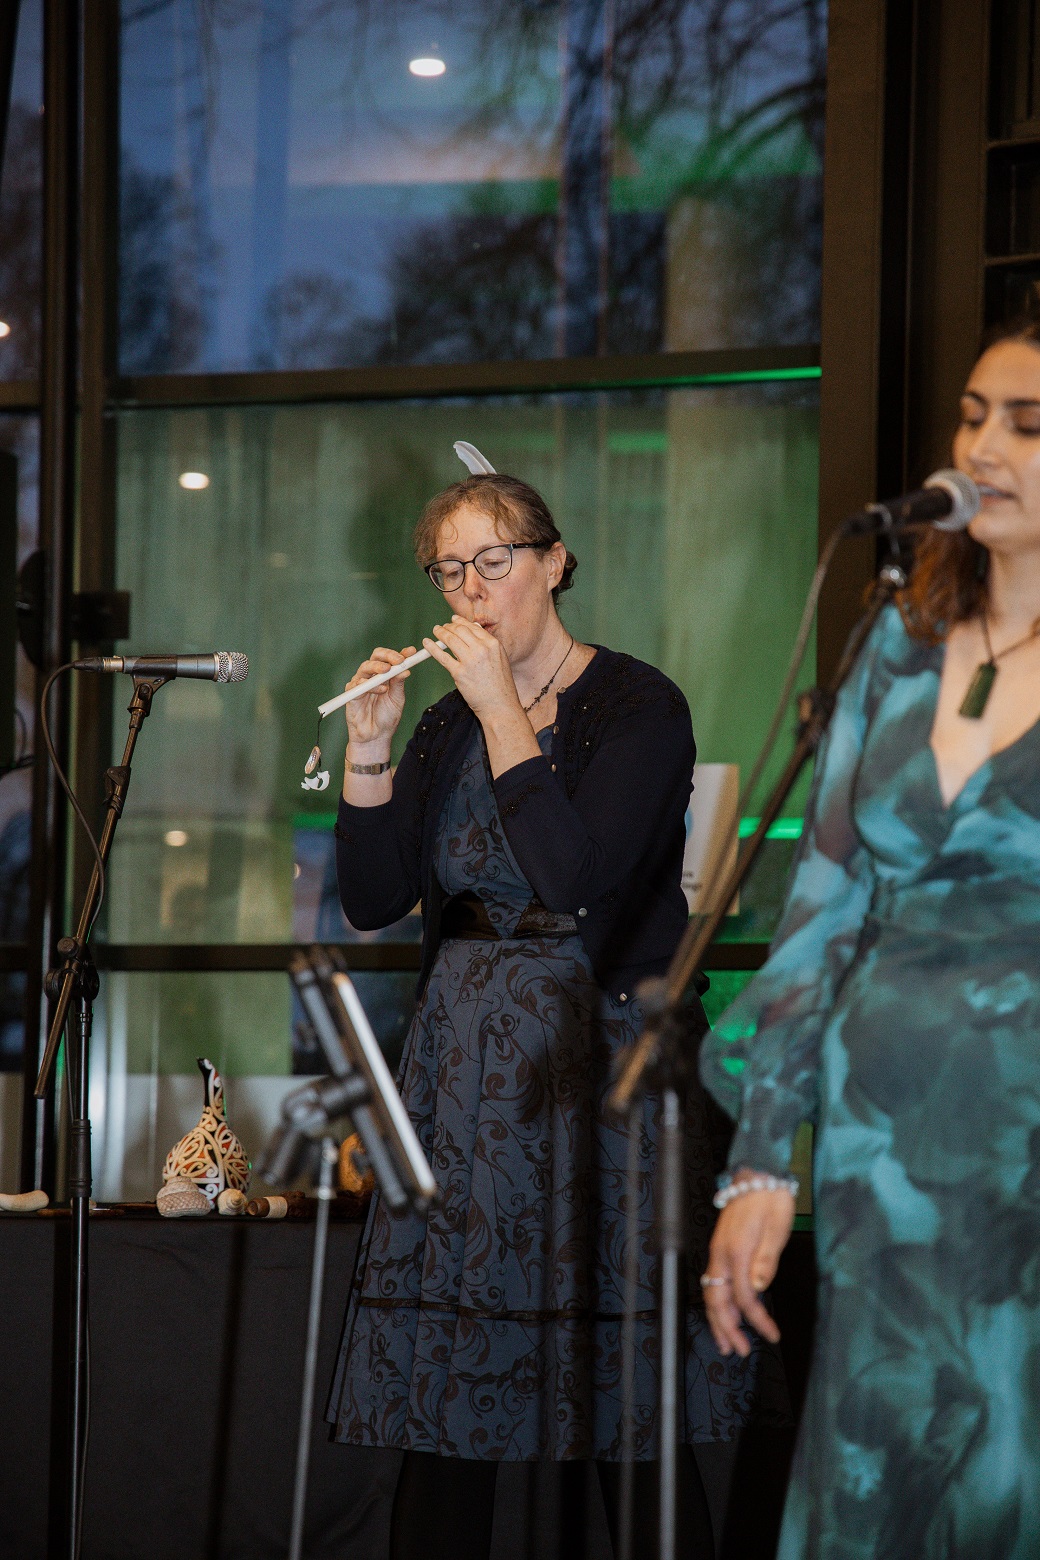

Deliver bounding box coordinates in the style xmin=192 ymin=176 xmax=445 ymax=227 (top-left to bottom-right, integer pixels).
xmin=702 ymin=604 xmax=1040 ymax=1559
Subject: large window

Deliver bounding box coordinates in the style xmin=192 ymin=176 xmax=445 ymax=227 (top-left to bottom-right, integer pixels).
xmin=2 ymin=0 xmax=828 ymax=1197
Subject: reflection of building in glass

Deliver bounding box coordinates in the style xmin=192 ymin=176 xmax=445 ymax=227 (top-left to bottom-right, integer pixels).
xmin=118 ymin=0 xmax=826 ymax=374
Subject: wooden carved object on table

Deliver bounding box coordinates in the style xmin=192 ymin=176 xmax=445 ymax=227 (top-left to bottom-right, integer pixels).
xmin=339 ymin=1132 xmax=375 ymax=1196
xmin=158 ymin=1057 xmax=251 ymax=1215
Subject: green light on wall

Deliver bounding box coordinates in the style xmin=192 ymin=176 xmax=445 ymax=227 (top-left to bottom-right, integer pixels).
xmin=671 ymin=366 xmax=821 ymax=387
xmin=738 ymin=817 xmax=804 ymax=840
xmin=592 ymin=365 xmax=821 ymax=392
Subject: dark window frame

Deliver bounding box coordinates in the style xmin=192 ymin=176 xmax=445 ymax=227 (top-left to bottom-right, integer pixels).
xmin=15 ymin=0 xmax=994 ymax=1184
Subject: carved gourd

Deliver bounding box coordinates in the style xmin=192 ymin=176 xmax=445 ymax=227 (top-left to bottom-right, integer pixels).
xmin=160 ymin=1057 xmax=251 ymax=1210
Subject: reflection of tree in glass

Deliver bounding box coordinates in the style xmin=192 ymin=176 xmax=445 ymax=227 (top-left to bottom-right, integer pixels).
xmin=121 ymin=0 xmax=226 ymax=372
xmin=117 ymin=0 xmax=826 ymax=368
xmin=605 ymin=0 xmax=826 ymax=348
xmin=357 ymin=215 xmax=560 ymax=366
xmin=273 ymin=0 xmax=824 ymax=364
xmin=0 ymin=105 xmax=42 ymax=379
xmin=120 ymin=158 xmax=208 ymax=372
xmin=262 ymin=270 xmax=362 ymax=370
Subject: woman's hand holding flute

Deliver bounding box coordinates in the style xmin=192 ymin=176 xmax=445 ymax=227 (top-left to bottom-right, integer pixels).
xmin=341 ymin=645 xmax=417 ymax=806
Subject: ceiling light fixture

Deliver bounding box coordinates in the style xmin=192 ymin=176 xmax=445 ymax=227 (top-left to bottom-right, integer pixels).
xmin=409 ymin=56 xmax=446 ymax=77
xmin=0 ymin=322 xmax=11 ymax=339
xmin=178 ymin=471 xmax=210 ymax=490
xmin=164 ymin=829 xmax=189 ymax=847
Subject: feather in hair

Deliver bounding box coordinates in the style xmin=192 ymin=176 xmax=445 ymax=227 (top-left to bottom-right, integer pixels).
xmin=453 ymin=441 xmax=497 ymax=476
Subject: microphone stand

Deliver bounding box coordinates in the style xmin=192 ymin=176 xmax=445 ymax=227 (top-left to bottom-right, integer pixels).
xmin=34 ymin=672 xmax=172 ymax=1560
xmin=610 ymin=559 xmax=907 ymax=1560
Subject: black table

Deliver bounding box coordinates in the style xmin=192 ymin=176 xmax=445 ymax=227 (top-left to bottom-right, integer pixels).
xmin=0 ymin=1211 xmax=814 ymax=1560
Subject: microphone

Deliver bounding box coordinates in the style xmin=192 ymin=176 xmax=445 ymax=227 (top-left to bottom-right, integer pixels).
xmin=75 ymin=651 xmax=249 ymax=683
xmin=844 ymin=469 xmax=979 ymax=536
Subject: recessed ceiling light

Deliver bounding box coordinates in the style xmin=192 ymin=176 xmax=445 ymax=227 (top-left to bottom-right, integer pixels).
xmin=409 ymin=56 xmax=445 ymax=77
xmin=0 ymin=321 xmax=11 ymax=339
xmin=164 ymin=829 xmax=189 ymax=847
xmin=178 ymin=471 xmax=209 ymax=490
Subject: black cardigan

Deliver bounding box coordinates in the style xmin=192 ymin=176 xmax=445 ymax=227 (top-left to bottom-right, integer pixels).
xmin=335 ymin=646 xmax=697 ymax=1001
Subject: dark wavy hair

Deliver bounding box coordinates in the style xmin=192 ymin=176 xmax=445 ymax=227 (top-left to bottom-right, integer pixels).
xmin=897 ymin=314 xmax=1040 ymax=642
xmin=413 ymin=473 xmax=578 ymax=604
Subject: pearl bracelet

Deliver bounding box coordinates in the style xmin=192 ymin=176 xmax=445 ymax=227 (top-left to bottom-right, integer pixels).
xmin=712 ymin=1173 xmax=799 ymax=1210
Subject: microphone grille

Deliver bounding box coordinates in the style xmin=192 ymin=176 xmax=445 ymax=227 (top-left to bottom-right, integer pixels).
xmin=924 ymin=468 xmax=980 ymax=532
xmin=215 ymin=651 xmax=249 ymax=683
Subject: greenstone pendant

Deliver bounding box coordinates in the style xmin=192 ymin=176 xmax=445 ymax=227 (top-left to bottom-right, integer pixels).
xmin=959 ymin=660 xmax=997 ymax=719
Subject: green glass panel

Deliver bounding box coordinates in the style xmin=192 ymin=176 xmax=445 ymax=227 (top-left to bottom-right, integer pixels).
xmin=105 ymin=382 xmax=817 ymax=943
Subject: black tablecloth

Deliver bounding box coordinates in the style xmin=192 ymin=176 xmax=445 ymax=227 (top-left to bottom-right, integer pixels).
xmin=0 ymin=1213 xmax=814 ymax=1560
xmin=0 ymin=1214 xmax=399 ymax=1559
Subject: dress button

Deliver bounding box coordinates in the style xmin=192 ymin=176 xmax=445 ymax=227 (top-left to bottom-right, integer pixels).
xmin=553 ymin=724 xmax=559 ymax=734
xmin=619 ymin=993 xmax=627 ymax=1002
xmin=577 ymin=907 xmax=587 ymax=917
xmin=551 ymin=763 xmax=557 ymax=772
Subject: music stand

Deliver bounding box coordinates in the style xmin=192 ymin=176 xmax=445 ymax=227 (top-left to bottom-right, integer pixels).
xmin=261 ymin=947 xmax=436 ymax=1560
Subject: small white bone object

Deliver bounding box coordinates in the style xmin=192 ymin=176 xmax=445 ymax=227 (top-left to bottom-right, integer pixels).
xmin=217 ymin=1187 xmax=248 ymax=1216
xmin=0 ymin=1189 xmax=49 ymax=1213
xmin=300 ymin=770 xmax=330 ymax=791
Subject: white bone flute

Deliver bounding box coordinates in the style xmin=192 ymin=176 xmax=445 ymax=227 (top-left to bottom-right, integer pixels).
xmin=318 ymin=642 xmax=446 ymax=718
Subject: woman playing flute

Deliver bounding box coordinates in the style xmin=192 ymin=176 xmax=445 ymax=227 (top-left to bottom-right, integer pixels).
xmin=327 ymin=469 xmax=785 ymax=1559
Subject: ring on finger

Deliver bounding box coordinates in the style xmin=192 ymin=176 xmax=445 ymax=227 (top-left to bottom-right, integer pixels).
xmin=699 ymin=1274 xmax=731 ymax=1289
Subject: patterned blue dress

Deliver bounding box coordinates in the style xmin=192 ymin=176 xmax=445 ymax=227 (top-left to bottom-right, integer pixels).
xmin=329 ymin=727 xmax=784 ymax=1461
xmin=702 ymin=605 xmax=1040 ymax=1557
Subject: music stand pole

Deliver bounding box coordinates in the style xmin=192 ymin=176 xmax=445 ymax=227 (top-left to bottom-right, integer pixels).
xmin=35 ymin=672 xmax=171 ymax=1560
xmin=288 ymin=1136 xmax=338 ymax=1560
xmin=657 ymin=1082 xmax=683 ymax=1560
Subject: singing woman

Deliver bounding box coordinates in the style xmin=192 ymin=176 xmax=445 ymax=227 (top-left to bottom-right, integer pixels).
xmin=700 ymin=319 xmax=1040 ymax=1558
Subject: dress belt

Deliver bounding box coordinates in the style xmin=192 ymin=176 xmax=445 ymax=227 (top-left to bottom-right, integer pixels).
xmin=440 ymin=890 xmax=578 ymax=940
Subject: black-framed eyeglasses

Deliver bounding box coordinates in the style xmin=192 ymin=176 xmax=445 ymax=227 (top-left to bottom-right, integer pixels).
xmin=424 ymin=542 xmax=542 ymax=593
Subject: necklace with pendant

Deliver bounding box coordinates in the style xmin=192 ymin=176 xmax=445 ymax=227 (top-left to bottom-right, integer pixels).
xmin=959 ymin=614 xmax=1040 ymax=719
xmin=522 ymin=636 xmax=574 ymax=715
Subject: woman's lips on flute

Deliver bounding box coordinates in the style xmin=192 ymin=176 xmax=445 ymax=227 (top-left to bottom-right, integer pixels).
xmin=317 ymin=642 xmax=446 ymax=718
